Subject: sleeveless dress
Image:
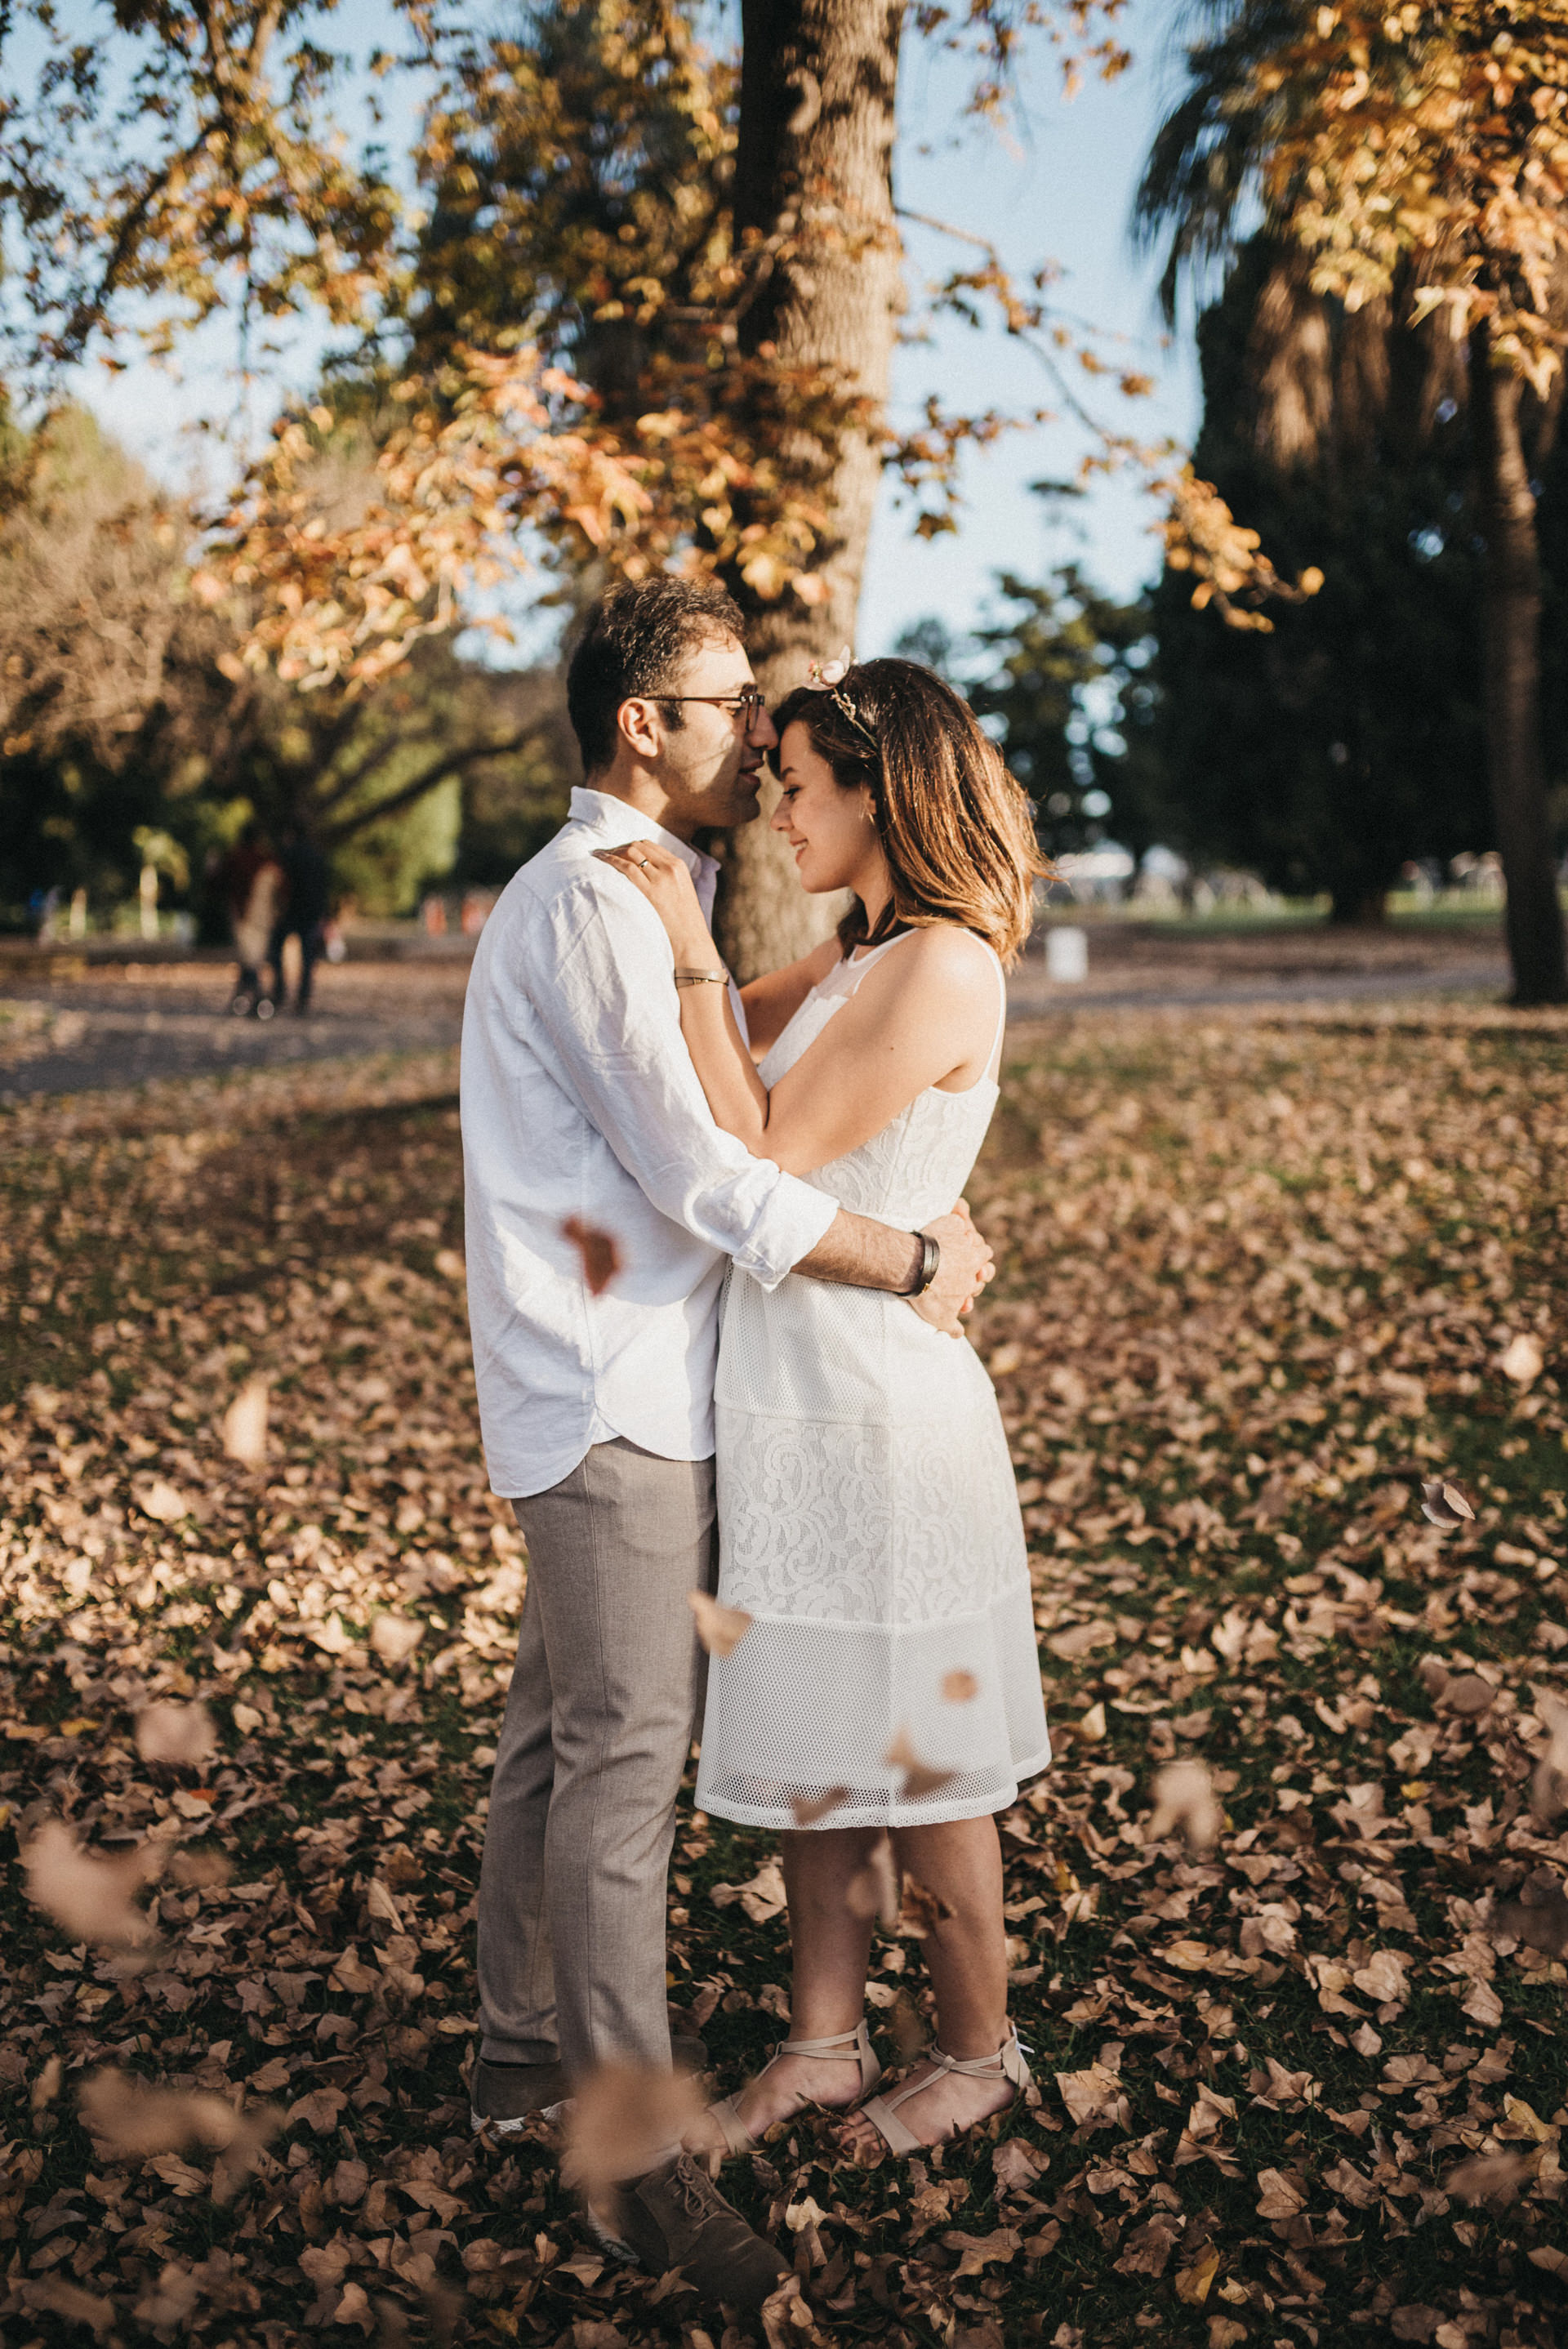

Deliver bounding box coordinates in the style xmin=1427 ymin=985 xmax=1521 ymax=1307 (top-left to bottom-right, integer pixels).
xmin=694 ymin=934 xmax=1052 ymax=1832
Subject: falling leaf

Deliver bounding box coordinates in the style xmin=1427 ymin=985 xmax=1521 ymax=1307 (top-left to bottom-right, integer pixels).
xmin=1146 ymin=1758 xmax=1222 ymax=1852
xmin=18 ymin=2280 xmax=114 ymax=2336
xmin=1530 ymin=1693 xmax=1568 ymax=1821
xmin=790 ymin=1786 xmax=849 ymax=1827
xmin=220 ymin=1375 xmax=270 ymax=1465
xmin=22 ymin=1820 xmax=158 ymax=1950
xmin=1498 ymin=1331 xmax=1544 ymax=1387
xmin=884 ymin=1726 xmax=956 ymax=1800
xmin=941 ymin=1669 xmax=979 ymax=1703
xmin=688 ymin=1589 xmax=751 ymax=1657
xmin=564 ymin=2063 xmax=704 ymax=2200
xmin=1419 ymin=1478 xmax=1474 ymax=1529
xmin=78 ymin=2069 xmax=278 ymax=2198
xmin=845 ymin=1835 xmax=902 ymax=1928
xmin=562 ymin=1215 xmax=623 ymax=1296
xmin=369 ymin=1614 xmax=425 ymax=1665
xmin=898 ymin=1876 xmax=956 ymax=1937
xmin=136 ymin=1478 xmax=190 ymax=1524
xmin=167 ymin=1847 xmax=232 ymax=1890
xmin=1446 ymin=2150 xmax=1535 ymax=2207
xmin=135 ymin=1699 xmax=217 ymax=1766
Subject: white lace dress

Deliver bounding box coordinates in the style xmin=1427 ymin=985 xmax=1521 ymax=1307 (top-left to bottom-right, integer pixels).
xmin=694 ymin=935 xmax=1051 ymax=1831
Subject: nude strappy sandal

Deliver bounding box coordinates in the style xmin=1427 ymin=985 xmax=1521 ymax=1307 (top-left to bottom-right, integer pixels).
xmin=853 ymin=2029 xmax=1033 ymax=2157
xmin=702 ymin=2019 xmax=883 ymax=2156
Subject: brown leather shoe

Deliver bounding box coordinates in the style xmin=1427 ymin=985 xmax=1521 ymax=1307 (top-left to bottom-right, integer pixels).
xmin=470 ymin=2056 xmax=568 ymax=2137
xmin=587 ymin=2152 xmax=791 ymax=2311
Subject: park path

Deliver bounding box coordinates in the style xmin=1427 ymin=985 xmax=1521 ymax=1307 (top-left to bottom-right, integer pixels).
xmin=0 ymin=925 xmax=1509 ymax=1101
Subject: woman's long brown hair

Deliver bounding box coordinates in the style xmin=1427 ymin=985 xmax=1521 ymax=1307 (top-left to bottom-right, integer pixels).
xmin=772 ymin=657 xmax=1049 ymax=968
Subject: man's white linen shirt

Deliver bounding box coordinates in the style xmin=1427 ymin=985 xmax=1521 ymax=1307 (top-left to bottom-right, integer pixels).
xmin=461 ymin=787 xmax=839 ymax=1497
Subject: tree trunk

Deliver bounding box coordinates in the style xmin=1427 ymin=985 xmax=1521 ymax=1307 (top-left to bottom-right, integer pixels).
xmin=713 ymin=0 xmax=904 ymax=980
xmin=1469 ymin=322 xmax=1568 ymax=1005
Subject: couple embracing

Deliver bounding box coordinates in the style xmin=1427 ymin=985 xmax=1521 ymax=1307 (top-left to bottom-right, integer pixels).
xmin=460 ymin=576 xmax=1052 ymax=2307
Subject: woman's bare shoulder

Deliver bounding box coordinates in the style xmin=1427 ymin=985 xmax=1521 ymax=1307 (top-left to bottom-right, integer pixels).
xmin=892 ymin=923 xmax=998 ymax=993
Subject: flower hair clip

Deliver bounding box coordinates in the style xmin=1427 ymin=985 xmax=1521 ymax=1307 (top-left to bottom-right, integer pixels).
xmin=805 ymin=648 xmax=854 ymax=689
xmin=804 ymin=647 xmax=880 ymax=754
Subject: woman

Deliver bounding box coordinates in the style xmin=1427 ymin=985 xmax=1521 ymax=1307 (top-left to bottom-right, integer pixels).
xmin=597 ymin=656 xmax=1050 ymax=2160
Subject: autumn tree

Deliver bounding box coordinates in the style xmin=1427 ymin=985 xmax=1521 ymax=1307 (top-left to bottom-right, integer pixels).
xmin=1136 ymin=0 xmax=1568 ymax=1001
xmin=5 ymin=0 xmax=1317 ymax=976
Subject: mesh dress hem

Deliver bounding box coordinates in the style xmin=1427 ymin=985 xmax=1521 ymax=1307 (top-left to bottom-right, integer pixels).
xmin=693 ymin=1744 xmax=1054 ymax=1834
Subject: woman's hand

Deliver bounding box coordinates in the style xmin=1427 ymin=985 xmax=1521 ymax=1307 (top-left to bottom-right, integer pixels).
xmin=594 ymin=842 xmax=715 ymax=963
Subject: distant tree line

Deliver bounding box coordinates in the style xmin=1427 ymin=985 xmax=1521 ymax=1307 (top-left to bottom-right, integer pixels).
xmin=0 ymin=409 xmax=576 ymax=936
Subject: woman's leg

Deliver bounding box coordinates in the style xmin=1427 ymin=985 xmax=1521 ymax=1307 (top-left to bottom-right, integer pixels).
xmin=685 ymin=1825 xmax=880 ymax=2151
xmin=840 ymin=1814 xmax=1015 ymax=2154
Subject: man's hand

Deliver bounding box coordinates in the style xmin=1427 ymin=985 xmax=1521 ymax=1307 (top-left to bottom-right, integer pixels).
xmin=909 ymin=1201 xmax=995 ymax=1338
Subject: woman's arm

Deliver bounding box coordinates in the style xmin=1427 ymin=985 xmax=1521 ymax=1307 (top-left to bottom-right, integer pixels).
xmin=592 ymin=843 xmax=773 ymax=1145
xmin=593 ymin=844 xmax=1000 ymax=1174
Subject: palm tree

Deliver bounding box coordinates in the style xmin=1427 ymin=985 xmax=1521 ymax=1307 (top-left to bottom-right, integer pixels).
xmin=1134 ymin=0 xmax=1568 ymax=1001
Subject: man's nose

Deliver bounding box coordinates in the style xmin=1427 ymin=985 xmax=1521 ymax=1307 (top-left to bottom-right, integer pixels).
xmin=748 ymin=702 xmax=778 ymax=749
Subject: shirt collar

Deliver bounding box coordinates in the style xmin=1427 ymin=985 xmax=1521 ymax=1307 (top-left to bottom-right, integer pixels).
xmin=568 ymin=787 xmax=719 ymax=895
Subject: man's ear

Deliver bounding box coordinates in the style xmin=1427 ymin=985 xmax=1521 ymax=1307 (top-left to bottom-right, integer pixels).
xmin=618 ymin=698 xmax=662 ymax=760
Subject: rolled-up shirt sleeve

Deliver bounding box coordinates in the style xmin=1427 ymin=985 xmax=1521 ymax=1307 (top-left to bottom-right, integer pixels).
xmin=523 ymin=876 xmax=839 ymax=1289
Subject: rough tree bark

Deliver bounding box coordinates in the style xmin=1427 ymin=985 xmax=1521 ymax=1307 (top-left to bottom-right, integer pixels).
xmin=712 ymin=0 xmax=904 ymax=981
xmin=1468 ymin=321 xmax=1568 ymax=1005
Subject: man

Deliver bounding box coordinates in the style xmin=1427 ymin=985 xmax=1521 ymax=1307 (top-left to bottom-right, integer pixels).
xmin=461 ymin=577 xmax=993 ymax=2306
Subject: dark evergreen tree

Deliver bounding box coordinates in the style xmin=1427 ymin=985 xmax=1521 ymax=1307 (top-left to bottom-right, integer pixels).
xmin=1146 ymin=236 xmax=1531 ymax=920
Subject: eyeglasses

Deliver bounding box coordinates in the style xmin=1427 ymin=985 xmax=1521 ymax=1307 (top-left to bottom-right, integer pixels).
xmin=646 ymin=688 xmax=768 ymax=723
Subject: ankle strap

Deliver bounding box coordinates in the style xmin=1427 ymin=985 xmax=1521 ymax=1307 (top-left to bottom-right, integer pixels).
xmin=780 ymin=2019 xmax=869 ymax=2059
xmin=875 ymin=2029 xmax=1031 ymax=2118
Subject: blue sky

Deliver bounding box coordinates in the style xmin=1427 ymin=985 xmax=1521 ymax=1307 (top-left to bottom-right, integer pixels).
xmin=67 ymin=2 xmax=1203 ymax=662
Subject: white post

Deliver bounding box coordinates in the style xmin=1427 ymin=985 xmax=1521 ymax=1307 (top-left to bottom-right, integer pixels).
xmin=139 ymin=863 xmax=159 ymax=940
xmin=1045 ymin=926 xmax=1089 ymax=984
xmin=69 ymin=888 xmax=87 ymax=938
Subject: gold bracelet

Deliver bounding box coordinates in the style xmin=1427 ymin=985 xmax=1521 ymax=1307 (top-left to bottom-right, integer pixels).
xmin=674 ymin=967 xmax=730 ymax=987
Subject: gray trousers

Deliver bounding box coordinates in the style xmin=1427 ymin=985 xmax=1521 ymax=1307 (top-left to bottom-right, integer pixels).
xmin=476 ymin=1437 xmax=715 ymax=2079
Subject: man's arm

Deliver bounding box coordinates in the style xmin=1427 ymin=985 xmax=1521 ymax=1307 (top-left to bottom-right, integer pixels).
xmin=798 ymin=1202 xmax=994 ymax=1338
xmin=525 ymin=879 xmax=992 ymax=1317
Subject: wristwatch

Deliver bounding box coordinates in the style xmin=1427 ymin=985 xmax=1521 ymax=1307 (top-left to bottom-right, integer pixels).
xmin=906 ymin=1231 xmax=941 ymax=1297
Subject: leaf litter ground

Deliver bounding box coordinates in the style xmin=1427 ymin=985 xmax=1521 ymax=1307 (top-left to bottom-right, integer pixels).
xmin=1 ymin=1009 xmax=1566 ymax=2349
